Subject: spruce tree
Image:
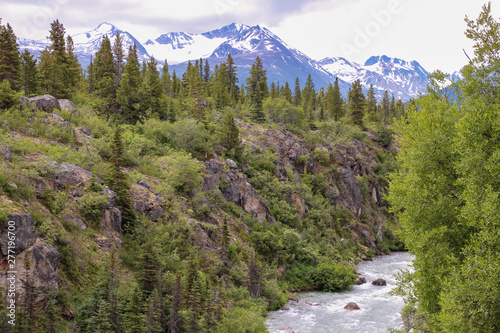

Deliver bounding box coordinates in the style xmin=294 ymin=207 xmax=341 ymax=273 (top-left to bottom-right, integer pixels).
xmin=0 ymin=21 xmax=21 ymax=90
xmin=143 ymin=56 xmax=163 ymax=115
xmin=92 ymin=35 xmax=117 ymax=119
xmin=113 ymin=31 xmax=125 ymax=79
xmin=226 ymin=53 xmax=239 ymax=103
xmin=246 ymin=56 xmax=267 ymax=123
xmin=167 ymin=272 xmax=182 ymax=333
xmin=366 ymin=84 xmax=377 ymax=114
xmin=109 ymin=126 xmax=137 ymax=233
xmin=125 ymin=284 xmax=146 ymax=333
xmin=219 ymin=110 xmax=243 ymax=162
xmin=116 ymin=44 xmax=145 ymax=124
xmin=348 ymin=79 xmax=365 ymax=127
xmin=293 ymin=77 xmax=301 ymax=106
xmin=20 ymin=49 xmax=38 ymax=96
xmin=161 ymin=59 xmax=171 ymax=96
xmin=65 ymin=35 xmax=81 ymax=90
xmin=280 ymin=81 xmax=293 ymax=103
xmin=331 ymin=78 xmax=343 ymax=121
xmin=38 ymin=20 xmax=80 ymax=98
xmin=380 ymin=90 xmax=390 ymax=121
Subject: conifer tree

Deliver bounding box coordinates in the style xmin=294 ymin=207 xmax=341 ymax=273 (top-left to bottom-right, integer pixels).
xmin=203 ymin=59 xmax=211 ymax=82
xmin=293 ymin=77 xmax=301 ymax=106
xmin=389 ymin=94 xmax=396 ymax=120
xmin=20 ymin=49 xmax=38 ymax=96
xmin=136 ymin=240 xmax=161 ymax=297
xmin=66 ymin=35 xmax=81 ymax=89
xmin=246 ymin=56 xmax=267 ymax=123
xmin=248 ymin=252 xmax=262 ymax=298
xmin=331 ymin=78 xmax=343 ymax=121
xmin=219 ymin=110 xmax=243 ymax=162
xmin=380 ymin=90 xmax=390 ymax=121
xmin=167 ymin=273 xmax=182 ymax=333
xmin=302 ymin=73 xmax=316 ymax=111
xmin=113 ymin=31 xmax=125 ymax=78
xmin=211 ymin=63 xmax=229 ymax=108
xmin=226 ymin=53 xmax=239 ymax=103
xmin=280 ymin=81 xmax=293 ymax=103
xmin=161 ymin=59 xmax=171 ymax=96
xmin=92 ymin=35 xmax=117 ymax=119
xmin=348 ymin=79 xmax=365 ymax=127
xmin=38 ymin=20 xmax=80 ymax=98
xmin=366 ymin=84 xmax=377 ymax=114
xmin=109 ymin=126 xmax=137 ymax=233
xmin=143 ymin=56 xmax=163 ymax=115
xmin=270 ymin=82 xmax=278 ymax=99
xmin=125 ymin=284 xmax=146 ymax=333
xmin=146 ymin=288 xmax=163 ymax=333
xmin=0 ymin=21 xmax=21 ymax=90
xmin=116 ymin=44 xmax=145 ymax=124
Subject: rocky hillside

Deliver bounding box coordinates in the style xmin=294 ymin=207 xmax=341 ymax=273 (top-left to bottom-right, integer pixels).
xmin=0 ymin=95 xmax=402 ymax=331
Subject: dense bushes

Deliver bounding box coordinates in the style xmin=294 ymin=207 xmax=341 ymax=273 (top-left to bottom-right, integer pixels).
xmin=313 ymin=262 xmax=357 ymax=292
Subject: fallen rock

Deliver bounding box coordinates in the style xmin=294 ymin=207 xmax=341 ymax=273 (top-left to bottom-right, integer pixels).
xmin=58 ymin=99 xmax=77 ymax=111
xmin=372 ymin=278 xmax=387 ymax=286
xmin=138 ymin=179 xmax=151 ymax=189
xmin=48 ymin=112 xmax=64 ymax=122
xmin=56 ymin=162 xmax=93 ymax=185
xmin=344 ymin=302 xmax=360 ymax=310
xmin=0 ymin=213 xmax=37 ymax=254
xmin=20 ymin=94 xmax=60 ymax=111
xmin=226 ymin=158 xmax=237 ymax=169
xmin=0 ymin=145 xmax=12 ymax=160
xmin=355 ymin=276 xmax=367 ymax=285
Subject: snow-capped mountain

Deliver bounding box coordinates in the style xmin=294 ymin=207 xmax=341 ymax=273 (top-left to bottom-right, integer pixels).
xmin=71 ymin=22 xmax=149 ymax=68
xmin=147 ymin=23 xmax=348 ymax=94
xmin=17 ymin=22 xmax=440 ymax=101
xmin=18 ymin=22 xmax=149 ymax=70
xmin=318 ymin=55 xmax=430 ymax=100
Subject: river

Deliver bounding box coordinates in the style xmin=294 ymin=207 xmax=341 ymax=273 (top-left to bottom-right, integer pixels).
xmin=265 ymin=252 xmax=413 ymax=333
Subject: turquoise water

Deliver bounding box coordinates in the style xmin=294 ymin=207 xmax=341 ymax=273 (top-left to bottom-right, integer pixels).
xmin=265 ymin=252 xmax=413 ymax=333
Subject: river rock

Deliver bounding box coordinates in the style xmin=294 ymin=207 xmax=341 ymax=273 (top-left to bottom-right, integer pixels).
xmin=344 ymin=302 xmax=360 ymax=310
xmin=282 ymin=327 xmax=295 ymax=333
xmin=355 ymin=276 xmax=367 ymax=285
xmin=372 ymin=278 xmax=387 ymax=286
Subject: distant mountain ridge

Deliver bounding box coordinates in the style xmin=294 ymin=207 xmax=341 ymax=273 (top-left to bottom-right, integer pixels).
xmin=17 ymin=22 xmax=442 ymax=101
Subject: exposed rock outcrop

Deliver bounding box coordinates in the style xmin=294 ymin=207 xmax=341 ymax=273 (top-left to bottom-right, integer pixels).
xmin=0 ymin=145 xmax=12 ymax=160
xmin=0 ymin=213 xmax=37 ymax=254
xmin=20 ymin=94 xmax=60 ymax=111
xmin=202 ymin=157 xmax=276 ymax=223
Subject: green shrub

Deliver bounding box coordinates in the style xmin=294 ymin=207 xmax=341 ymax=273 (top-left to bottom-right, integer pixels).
xmin=78 ymin=193 xmax=107 ymax=228
xmin=154 ymin=151 xmax=204 ymax=196
xmin=375 ymin=125 xmax=394 ymax=148
xmin=312 ymin=148 xmax=330 ymax=165
xmin=313 ymin=262 xmax=356 ymax=292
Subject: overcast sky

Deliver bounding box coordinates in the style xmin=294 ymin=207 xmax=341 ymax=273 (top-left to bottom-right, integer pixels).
xmin=2 ymin=0 xmax=498 ymax=72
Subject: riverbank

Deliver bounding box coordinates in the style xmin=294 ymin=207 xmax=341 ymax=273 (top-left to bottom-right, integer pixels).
xmin=265 ymin=252 xmax=413 ymax=333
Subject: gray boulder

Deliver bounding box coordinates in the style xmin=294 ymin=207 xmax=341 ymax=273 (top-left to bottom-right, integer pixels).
xmin=58 ymin=99 xmax=77 ymax=111
xmin=0 ymin=145 xmax=12 ymax=160
xmin=56 ymin=162 xmax=93 ymax=185
xmin=20 ymin=94 xmax=60 ymax=111
xmin=0 ymin=213 xmax=37 ymax=253
xmin=344 ymin=302 xmax=360 ymax=310
xmin=355 ymin=276 xmax=367 ymax=285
